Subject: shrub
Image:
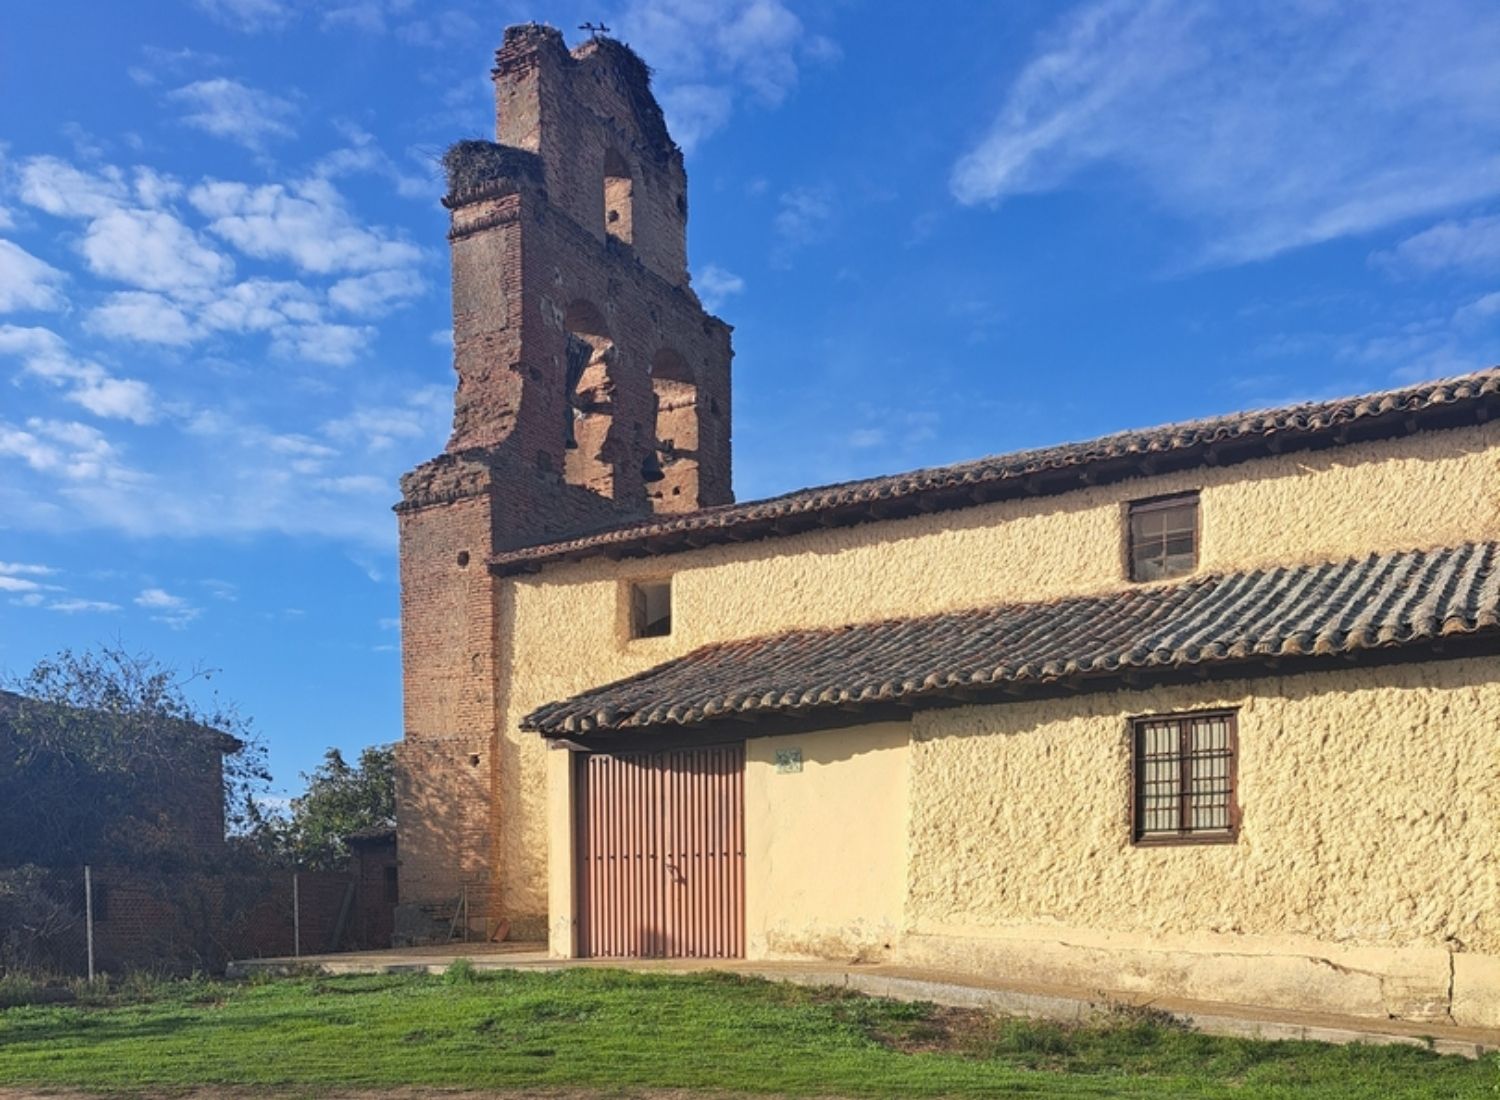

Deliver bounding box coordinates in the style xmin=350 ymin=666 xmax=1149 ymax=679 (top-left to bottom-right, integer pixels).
xmin=0 ymin=866 xmax=80 ymax=976
xmin=443 ymin=958 xmax=478 ymax=985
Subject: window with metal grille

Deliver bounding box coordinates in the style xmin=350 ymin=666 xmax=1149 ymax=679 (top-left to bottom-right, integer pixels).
xmin=1128 ymin=492 xmax=1199 ymax=581
xmin=1131 ymin=710 xmax=1237 ymax=844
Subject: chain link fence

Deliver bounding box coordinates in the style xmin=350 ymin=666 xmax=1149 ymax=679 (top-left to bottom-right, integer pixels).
xmin=0 ymin=864 xmax=362 ymax=980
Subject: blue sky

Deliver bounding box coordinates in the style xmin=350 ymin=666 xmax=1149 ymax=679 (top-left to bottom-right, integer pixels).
xmin=3 ymin=0 xmax=1499 ymax=798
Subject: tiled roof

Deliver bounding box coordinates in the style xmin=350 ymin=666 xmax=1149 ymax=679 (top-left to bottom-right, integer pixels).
xmin=0 ymin=687 xmax=242 ymax=752
xmin=524 ymin=541 xmax=1500 ymax=737
xmin=494 ymin=369 xmax=1500 ymax=573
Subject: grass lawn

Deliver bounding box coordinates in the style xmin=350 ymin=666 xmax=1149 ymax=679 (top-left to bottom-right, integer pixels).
xmin=1 ymin=965 xmax=1498 ymax=1098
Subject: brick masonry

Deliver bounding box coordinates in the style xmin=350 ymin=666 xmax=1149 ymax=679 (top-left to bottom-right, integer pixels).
xmin=395 ymin=23 xmax=734 ymax=939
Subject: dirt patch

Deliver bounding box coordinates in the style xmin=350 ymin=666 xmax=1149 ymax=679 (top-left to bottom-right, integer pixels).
xmin=863 ymin=1005 xmax=1001 ymax=1056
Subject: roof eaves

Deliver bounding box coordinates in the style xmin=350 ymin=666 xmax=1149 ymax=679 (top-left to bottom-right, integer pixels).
xmin=521 ymin=540 xmax=1500 ymax=738
xmin=492 ymin=368 xmax=1500 ymax=576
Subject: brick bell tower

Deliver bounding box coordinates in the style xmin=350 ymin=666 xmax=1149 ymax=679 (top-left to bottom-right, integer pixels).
xmin=392 ymin=24 xmax=733 ymax=940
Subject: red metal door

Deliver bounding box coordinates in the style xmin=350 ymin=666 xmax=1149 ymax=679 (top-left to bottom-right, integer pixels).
xmin=576 ymin=743 xmax=744 ymax=958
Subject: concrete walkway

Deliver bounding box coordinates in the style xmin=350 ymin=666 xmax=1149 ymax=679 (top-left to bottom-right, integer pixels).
xmin=229 ymin=942 xmax=1500 ymax=1059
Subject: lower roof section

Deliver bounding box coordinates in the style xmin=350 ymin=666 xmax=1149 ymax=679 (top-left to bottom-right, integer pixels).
xmin=522 ymin=541 xmax=1500 ymax=738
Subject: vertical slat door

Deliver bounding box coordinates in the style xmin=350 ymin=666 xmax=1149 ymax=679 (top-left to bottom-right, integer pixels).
xmin=576 ymin=743 xmax=744 ymax=959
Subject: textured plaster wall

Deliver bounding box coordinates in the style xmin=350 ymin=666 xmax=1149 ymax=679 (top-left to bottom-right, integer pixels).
xmin=905 ymin=658 xmax=1500 ymax=1023
xmin=743 ymin=725 xmax=910 ymax=961
xmin=508 ymin=423 xmax=1500 ymax=936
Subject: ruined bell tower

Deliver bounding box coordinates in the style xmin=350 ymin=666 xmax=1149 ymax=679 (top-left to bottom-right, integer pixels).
xmin=393 ymin=24 xmax=733 ymax=939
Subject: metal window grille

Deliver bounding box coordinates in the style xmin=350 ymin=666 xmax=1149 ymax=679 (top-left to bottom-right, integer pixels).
xmin=1131 ymin=710 xmax=1237 ymax=844
xmin=1128 ymin=493 xmax=1199 ymax=581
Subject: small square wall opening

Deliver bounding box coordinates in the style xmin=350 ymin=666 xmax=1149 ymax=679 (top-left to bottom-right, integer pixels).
xmin=630 ymin=579 xmax=672 ymax=638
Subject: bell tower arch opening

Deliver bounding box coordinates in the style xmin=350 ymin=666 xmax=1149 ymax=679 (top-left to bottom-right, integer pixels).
xmin=563 ymin=300 xmax=623 ymax=498
xmin=650 ymin=347 xmax=703 ymax=509
xmin=603 ymin=147 xmax=634 ymax=248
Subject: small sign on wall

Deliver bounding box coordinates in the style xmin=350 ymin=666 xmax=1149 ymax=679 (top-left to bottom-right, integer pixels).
xmin=774 ymin=748 xmax=803 ymax=774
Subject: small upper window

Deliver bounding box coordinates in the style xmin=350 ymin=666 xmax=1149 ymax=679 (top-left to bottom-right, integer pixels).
xmin=1128 ymin=492 xmax=1199 ymax=582
xmin=1131 ymin=710 xmax=1238 ymax=845
xmin=630 ymin=579 xmax=672 ymax=638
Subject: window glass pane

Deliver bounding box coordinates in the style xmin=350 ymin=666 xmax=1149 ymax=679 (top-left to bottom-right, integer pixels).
xmin=1159 ymin=506 xmax=1196 ymax=535
xmin=1129 ymin=496 xmax=1198 ymax=582
xmin=1164 ymin=532 xmax=1195 ymax=556
xmin=1135 ymin=511 xmax=1166 ymax=538
xmin=1132 ymin=553 xmax=1164 ymax=582
xmin=1137 ymin=720 xmax=1181 ymax=835
xmin=1162 ymin=551 xmax=1196 ymax=576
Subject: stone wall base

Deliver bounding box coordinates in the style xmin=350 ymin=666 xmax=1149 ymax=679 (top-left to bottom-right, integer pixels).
xmin=890 ymin=924 xmax=1498 ymax=1029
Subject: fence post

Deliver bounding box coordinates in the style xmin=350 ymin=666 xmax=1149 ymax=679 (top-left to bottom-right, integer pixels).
xmin=83 ymin=864 xmax=95 ymax=982
xmin=293 ymin=871 xmax=301 ymax=959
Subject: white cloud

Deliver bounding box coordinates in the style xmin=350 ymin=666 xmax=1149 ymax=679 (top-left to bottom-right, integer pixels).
xmin=695 ymin=263 xmax=745 ymax=313
xmin=271 ymin=321 xmax=373 ymax=365
xmin=48 ymin=598 xmax=122 ymax=614
xmin=323 ymin=385 xmax=448 ymax=449
xmin=658 ymin=85 xmax=734 ymax=154
xmin=193 ymin=0 xmax=296 ymax=32
xmin=18 ymin=157 xmax=233 ymax=297
xmin=135 ymin=586 xmax=186 ymax=609
xmin=129 ymin=46 xmax=228 ymax=88
xmin=328 ymin=269 xmax=425 ymax=316
xmin=198 ymin=278 xmax=320 ymax=332
xmin=0 ymin=240 xmax=67 ymax=313
xmin=87 ymin=291 xmax=198 ymax=346
xmin=607 ymin=0 xmax=837 ymax=150
xmin=18 ymin=154 xmax=412 ymax=362
xmin=1380 ymin=214 xmax=1500 ymax=275
xmin=82 ymin=208 xmax=233 ymax=293
xmin=0 ymin=416 xmax=143 ymax=485
xmin=68 ymin=376 xmax=158 ymax=423
xmin=86 ymin=280 xmax=367 ymax=362
xmin=1454 ymin=291 xmax=1500 ymax=328
xmin=317 ymin=473 xmax=388 ymax=494
xmin=18 ymin=156 xmax=129 ymax=218
xmin=321 ymin=1 xmax=400 ymax=33
xmin=771 ymin=185 xmax=833 ymax=265
xmin=312 ymin=123 xmax=434 ymax=199
xmin=951 ymin=0 xmax=1500 ymax=266
xmin=2 ymin=385 xmax=445 ymax=545
xmin=396 ymin=8 xmax=480 ymax=48
xmin=0 ymin=561 xmax=56 ymax=577
xmin=167 ymin=78 xmax=298 ymax=151
xmin=135 ymin=586 xmax=202 ymax=628
xmin=190 ymin=178 xmax=422 ymax=274
xmin=0 ymin=326 xmax=157 ymax=424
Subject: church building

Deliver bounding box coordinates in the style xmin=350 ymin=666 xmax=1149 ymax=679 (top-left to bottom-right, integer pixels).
xmin=395 ymin=23 xmax=1500 ymax=1029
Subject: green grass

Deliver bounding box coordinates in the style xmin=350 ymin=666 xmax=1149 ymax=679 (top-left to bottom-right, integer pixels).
xmin=1 ymin=966 xmax=1497 ymax=1097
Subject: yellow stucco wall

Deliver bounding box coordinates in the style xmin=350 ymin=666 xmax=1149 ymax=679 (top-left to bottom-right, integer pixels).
xmin=903 ymin=657 xmax=1500 ymax=1024
xmin=507 ymin=421 xmax=1500 ymax=930
xmin=743 ymin=725 xmax=910 ymax=961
